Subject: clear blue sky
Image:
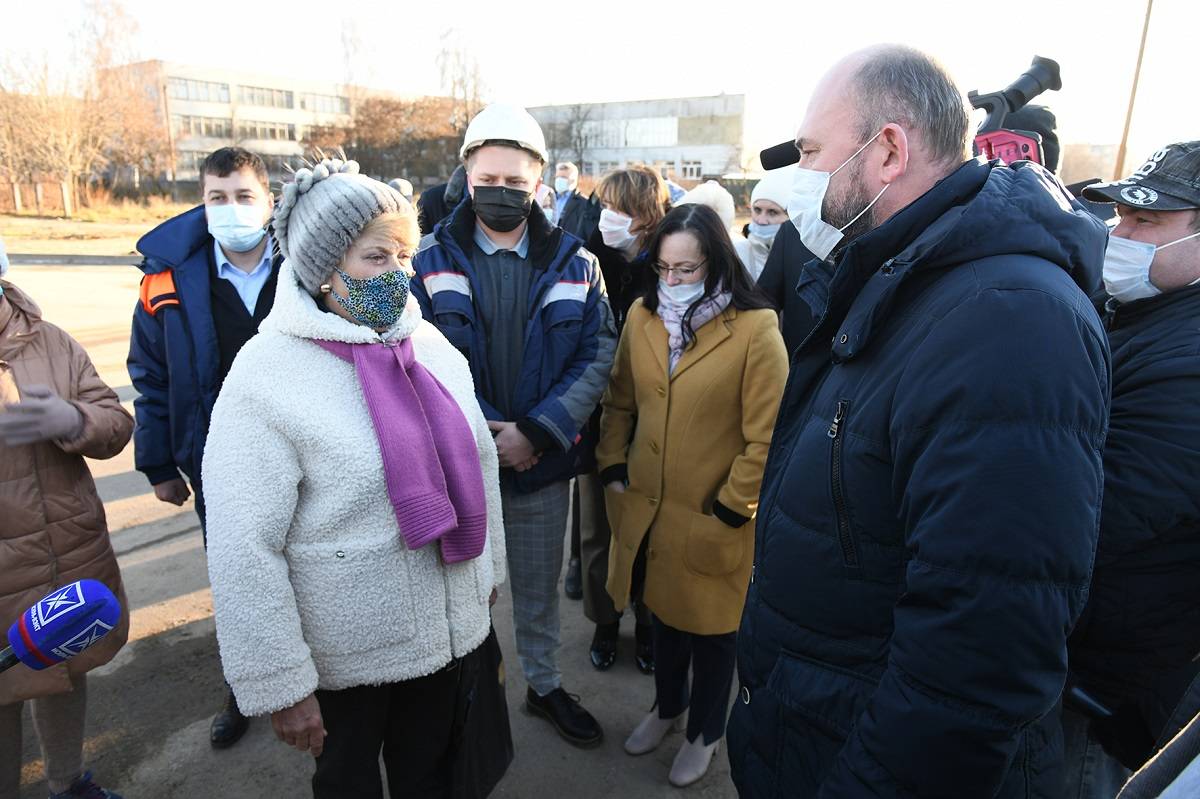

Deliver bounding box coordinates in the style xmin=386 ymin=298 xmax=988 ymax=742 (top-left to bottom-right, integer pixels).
xmin=5 ymin=0 xmax=1195 ymax=175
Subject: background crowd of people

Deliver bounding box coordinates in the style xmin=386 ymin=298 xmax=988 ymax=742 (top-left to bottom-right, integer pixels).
xmin=1 ymin=40 xmax=1199 ymax=799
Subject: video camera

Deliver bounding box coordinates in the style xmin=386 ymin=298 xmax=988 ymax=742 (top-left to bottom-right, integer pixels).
xmin=759 ymin=56 xmax=1063 ymax=171
xmin=969 ymin=56 xmax=1062 ymax=167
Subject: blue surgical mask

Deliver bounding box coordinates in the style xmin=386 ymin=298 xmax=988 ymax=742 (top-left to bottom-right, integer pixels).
xmin=206 ymin=203 xmax=267 ymax=253
xmin=748 ymin=222 xmax=782 ymax=241
xmin=328 ymin=268 xmax=411 ymax=329
xmin=554 ymin=177 xmax=571 ymax=194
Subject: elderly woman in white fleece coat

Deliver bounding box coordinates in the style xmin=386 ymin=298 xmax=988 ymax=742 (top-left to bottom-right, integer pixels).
xmin=201 ymin=159 xmax=505 ymax=798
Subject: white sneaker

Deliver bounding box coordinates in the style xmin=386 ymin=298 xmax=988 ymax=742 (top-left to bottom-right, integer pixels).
xmin=668 ymin=737 xmax=719 ymax=788
xmin=624 ymin=710 xmax=686 ymax=755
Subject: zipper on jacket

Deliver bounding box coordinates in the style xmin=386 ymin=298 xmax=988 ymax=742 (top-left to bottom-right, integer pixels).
xmin=828 ymin=400 xmax=858 ymax=568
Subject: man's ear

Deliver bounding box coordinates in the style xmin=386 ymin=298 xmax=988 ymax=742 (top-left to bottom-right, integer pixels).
xmin=879 ymin=123 xmax=909 ymax=186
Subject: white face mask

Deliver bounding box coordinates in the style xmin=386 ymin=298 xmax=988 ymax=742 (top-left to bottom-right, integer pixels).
xmin=554 ymin=177 xmax=571 ymax=194
xmin=1103 ymin=231 xmax=1200 ymax=304
xmin=659 ymin=278 xmax=706 ymax=306
xmin=599 ymin=209 xmax=638 ymax=253
xmin=748 ymin=221 xmax=782 ymax=242
xmin=207 ymin=202 xmax=267 ymax=253
xmin=787 ymin=133 xmax=889 ymax=261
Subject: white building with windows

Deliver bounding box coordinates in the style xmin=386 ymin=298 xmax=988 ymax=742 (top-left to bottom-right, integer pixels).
xmin=116 ymin=61 xmax=386 ymax=186
xmin=528 ymin=94 xmax=745 ymax=184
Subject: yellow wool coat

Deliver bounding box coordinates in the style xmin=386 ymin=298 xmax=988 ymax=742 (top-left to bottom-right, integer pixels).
xmin=597 ymin=300 xmax=788 ymax=635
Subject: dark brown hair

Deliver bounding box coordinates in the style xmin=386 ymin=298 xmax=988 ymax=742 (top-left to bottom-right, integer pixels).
xmin=201 ymin=147 xmax=270 ymax=194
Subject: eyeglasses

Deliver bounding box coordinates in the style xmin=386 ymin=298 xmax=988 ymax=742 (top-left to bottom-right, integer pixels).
xmin=652 ymin=260 xmax=706 ymax=277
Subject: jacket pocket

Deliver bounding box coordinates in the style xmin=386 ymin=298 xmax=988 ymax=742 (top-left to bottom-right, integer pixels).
xmin=766 ymin=650 xmax=877 ymax=791
xmin=286 ymin=536 xmax=417 ymax=658
xmin=827 ymin=399 xmax=859 ymax=569
xmin=683 ymin=511 xmax=745 ymax=577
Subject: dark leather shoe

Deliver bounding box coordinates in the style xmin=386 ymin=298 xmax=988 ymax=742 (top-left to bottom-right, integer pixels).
xmin=634 ymin=624 xmax=655 ymax=675
xmin=526 ymin=687 xmax=603 ymax=747
xmin=590 ymin=623 xmax=618 ymax=671
xmin=564 ymin=557 xmax=583 ymax=600
xmin=210 ymin=688 xmax=249 ymax=749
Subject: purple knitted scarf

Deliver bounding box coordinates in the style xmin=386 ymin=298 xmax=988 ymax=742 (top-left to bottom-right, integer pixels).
xmin=317 ymin=338 xmax=486 ymax=564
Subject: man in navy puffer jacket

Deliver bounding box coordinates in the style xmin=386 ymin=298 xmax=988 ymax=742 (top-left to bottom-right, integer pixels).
xmin=727 ymin=45 xmax=1111 ymax=798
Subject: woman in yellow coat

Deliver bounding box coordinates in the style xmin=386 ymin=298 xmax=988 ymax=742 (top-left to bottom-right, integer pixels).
xmin=597 ymin=204 xmax=788 ymax=787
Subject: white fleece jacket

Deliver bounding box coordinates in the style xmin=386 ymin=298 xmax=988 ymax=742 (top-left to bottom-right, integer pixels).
xmin=202 ymin=261 xmax=506 ymax=716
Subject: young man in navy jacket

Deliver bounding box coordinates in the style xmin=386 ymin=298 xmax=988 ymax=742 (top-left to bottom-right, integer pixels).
xmin=127 ymin=147 xmax=280 ymax=749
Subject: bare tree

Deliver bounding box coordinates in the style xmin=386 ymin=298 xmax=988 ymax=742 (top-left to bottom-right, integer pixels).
xmin=0 ymin=0 xmax=168 ymax=209
xmin=545 ymin=104 xmax=595 ymax=171
xmin=436 ymin=31 xmax=487 ymax=136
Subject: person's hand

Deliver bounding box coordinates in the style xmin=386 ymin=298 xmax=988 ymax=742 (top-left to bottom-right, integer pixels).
xmin=153 ymin=478 xmax=191 ymax=506
xmin=0 ymin=385 xmax=83 ymax=445
xmin=513 ymin=455 xmax=540 ymax=473
xmin=271 ymin=693 xmax=327 ymax=757
xmin=489 ymin=587 xmax=499 ymax=607
xmin=487 ymin=421 xmax=537 ymax=469
xmin=606 ymin=482 xmax=626 ymax=494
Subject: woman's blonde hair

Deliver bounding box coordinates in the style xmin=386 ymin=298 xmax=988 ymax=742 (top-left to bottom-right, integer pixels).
xmin=353 ymin=208 xmax=420 ymax=255
xmin=596 ymin=165 xmax=672 ymax=242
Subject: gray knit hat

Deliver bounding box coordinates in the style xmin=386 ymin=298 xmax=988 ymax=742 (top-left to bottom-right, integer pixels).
xmin=273 ymin=158 xmax=412 ymax=294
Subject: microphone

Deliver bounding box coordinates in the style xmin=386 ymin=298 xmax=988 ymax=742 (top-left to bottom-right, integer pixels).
xmin=1 ymin=580 xmax=121 ymax=674
xmin=760 ymin=140 xmax=801 ymax=170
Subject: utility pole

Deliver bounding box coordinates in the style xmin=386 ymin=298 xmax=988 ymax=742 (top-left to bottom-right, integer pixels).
xmin=1114 ymin=0 xmax=1153 ymax=180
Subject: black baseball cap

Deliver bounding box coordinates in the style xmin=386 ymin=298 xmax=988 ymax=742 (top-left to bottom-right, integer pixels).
xmin=1083 ymin=141 xmax=1200 ymax=211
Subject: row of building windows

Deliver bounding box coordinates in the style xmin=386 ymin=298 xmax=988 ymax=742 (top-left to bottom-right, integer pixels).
xmin=173 ymin=115 xmax=233 ymax=139
xmin=177 ymin=151 xmax=296 ymax=174
xmin=167 ymin=77 xmax=350 ymax=114
xmin=173 ymin=115 xmax=299 ymax=142
xmin=238 ymin=85 xmax=293 ymax=109
xmin=300 ymin=93 xmax=350 ymax=115
xmin=235 ymin=120 xmax=297 ymax=142
xmin=581 ymin=160 xmax=704 ymax=179
xmin=168 ymin=78 xmax=230 ymax=104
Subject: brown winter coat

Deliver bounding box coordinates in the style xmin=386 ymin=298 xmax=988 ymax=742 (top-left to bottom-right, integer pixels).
xmin=598 ymin=301 xmax=788 ymax=635
xmin=0 ymin=281 xmax=132 ymax=705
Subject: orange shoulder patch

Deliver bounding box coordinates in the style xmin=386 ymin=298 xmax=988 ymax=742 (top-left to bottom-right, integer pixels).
xmin=139 ymin=270 xmax=180 ymax=316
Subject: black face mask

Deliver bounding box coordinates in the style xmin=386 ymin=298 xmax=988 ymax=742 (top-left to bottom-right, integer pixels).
xmin=472 ymin=185 xmax=533 ymax=233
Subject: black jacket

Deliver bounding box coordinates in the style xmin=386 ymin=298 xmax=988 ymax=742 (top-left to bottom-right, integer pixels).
xmin=585 ymin=230 xmax=654 ymax=332
xmin=728 ymin=159 xmax=1111 ymax=798
xmin=416 ymin=165 xmax=467 ymax=236
xmin=1069 ymin=285 xmax=1200 ymax=767
xmin=558 ymin=191 xmax=601 ymax=244
xmin=755 ymin=221 xmax=817 ymax=357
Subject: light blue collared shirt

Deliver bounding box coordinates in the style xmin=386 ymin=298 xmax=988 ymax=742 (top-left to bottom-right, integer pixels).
xmin=213 ymin=236 xmax=275 ymax=314
xmin=472 ymin=224 xmax=529 ymax=259
xmin=554 ymin=189 xmax=574 ymax=221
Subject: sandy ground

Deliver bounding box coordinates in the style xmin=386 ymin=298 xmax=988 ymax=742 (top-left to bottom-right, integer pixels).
xmin=6 ymin=261 xmax=740 ymax=799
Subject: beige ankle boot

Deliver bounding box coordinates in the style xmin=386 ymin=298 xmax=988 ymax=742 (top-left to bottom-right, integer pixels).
xmin=668 ymin=736 xmax=719 ymax=787
xmin=623 ymin=710 xmax=686 ymax=755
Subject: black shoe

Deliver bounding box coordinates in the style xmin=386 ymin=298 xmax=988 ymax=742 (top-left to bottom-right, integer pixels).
xmin=590 ymin=623 xmax=618 ymax=671
xmin=525 ymin=687 xmax=603 ymax=747
xmin=634 ymin=624 xmax=655 ymax=675
xmin=210 ymin=688 xmax=249 ymax=749
xmin=564 ymin=557 xmax=583 ymax=600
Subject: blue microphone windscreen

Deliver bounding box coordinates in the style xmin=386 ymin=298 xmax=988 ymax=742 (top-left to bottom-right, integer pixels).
xmin=6 ymin=580 xmax=121 ymax=670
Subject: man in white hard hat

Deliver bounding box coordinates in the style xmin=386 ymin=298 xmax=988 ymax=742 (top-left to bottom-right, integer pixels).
xmin=412 ymin=103 xmax=617 ymax=748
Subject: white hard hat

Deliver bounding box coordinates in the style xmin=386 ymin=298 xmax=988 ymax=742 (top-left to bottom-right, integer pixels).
xmin=460 ymin=103 xmax=548 ymax=164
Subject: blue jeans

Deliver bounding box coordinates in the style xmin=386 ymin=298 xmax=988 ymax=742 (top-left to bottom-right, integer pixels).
xmin=1062 ymin=706 xmax=1132 ymax=799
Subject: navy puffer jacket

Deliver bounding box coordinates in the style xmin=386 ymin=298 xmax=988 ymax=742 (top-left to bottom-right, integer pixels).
xmin=1068 ymin=284 xmax=1200 ymax=766
xmin=728 ymin=158 xmax=1111 ymax=798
